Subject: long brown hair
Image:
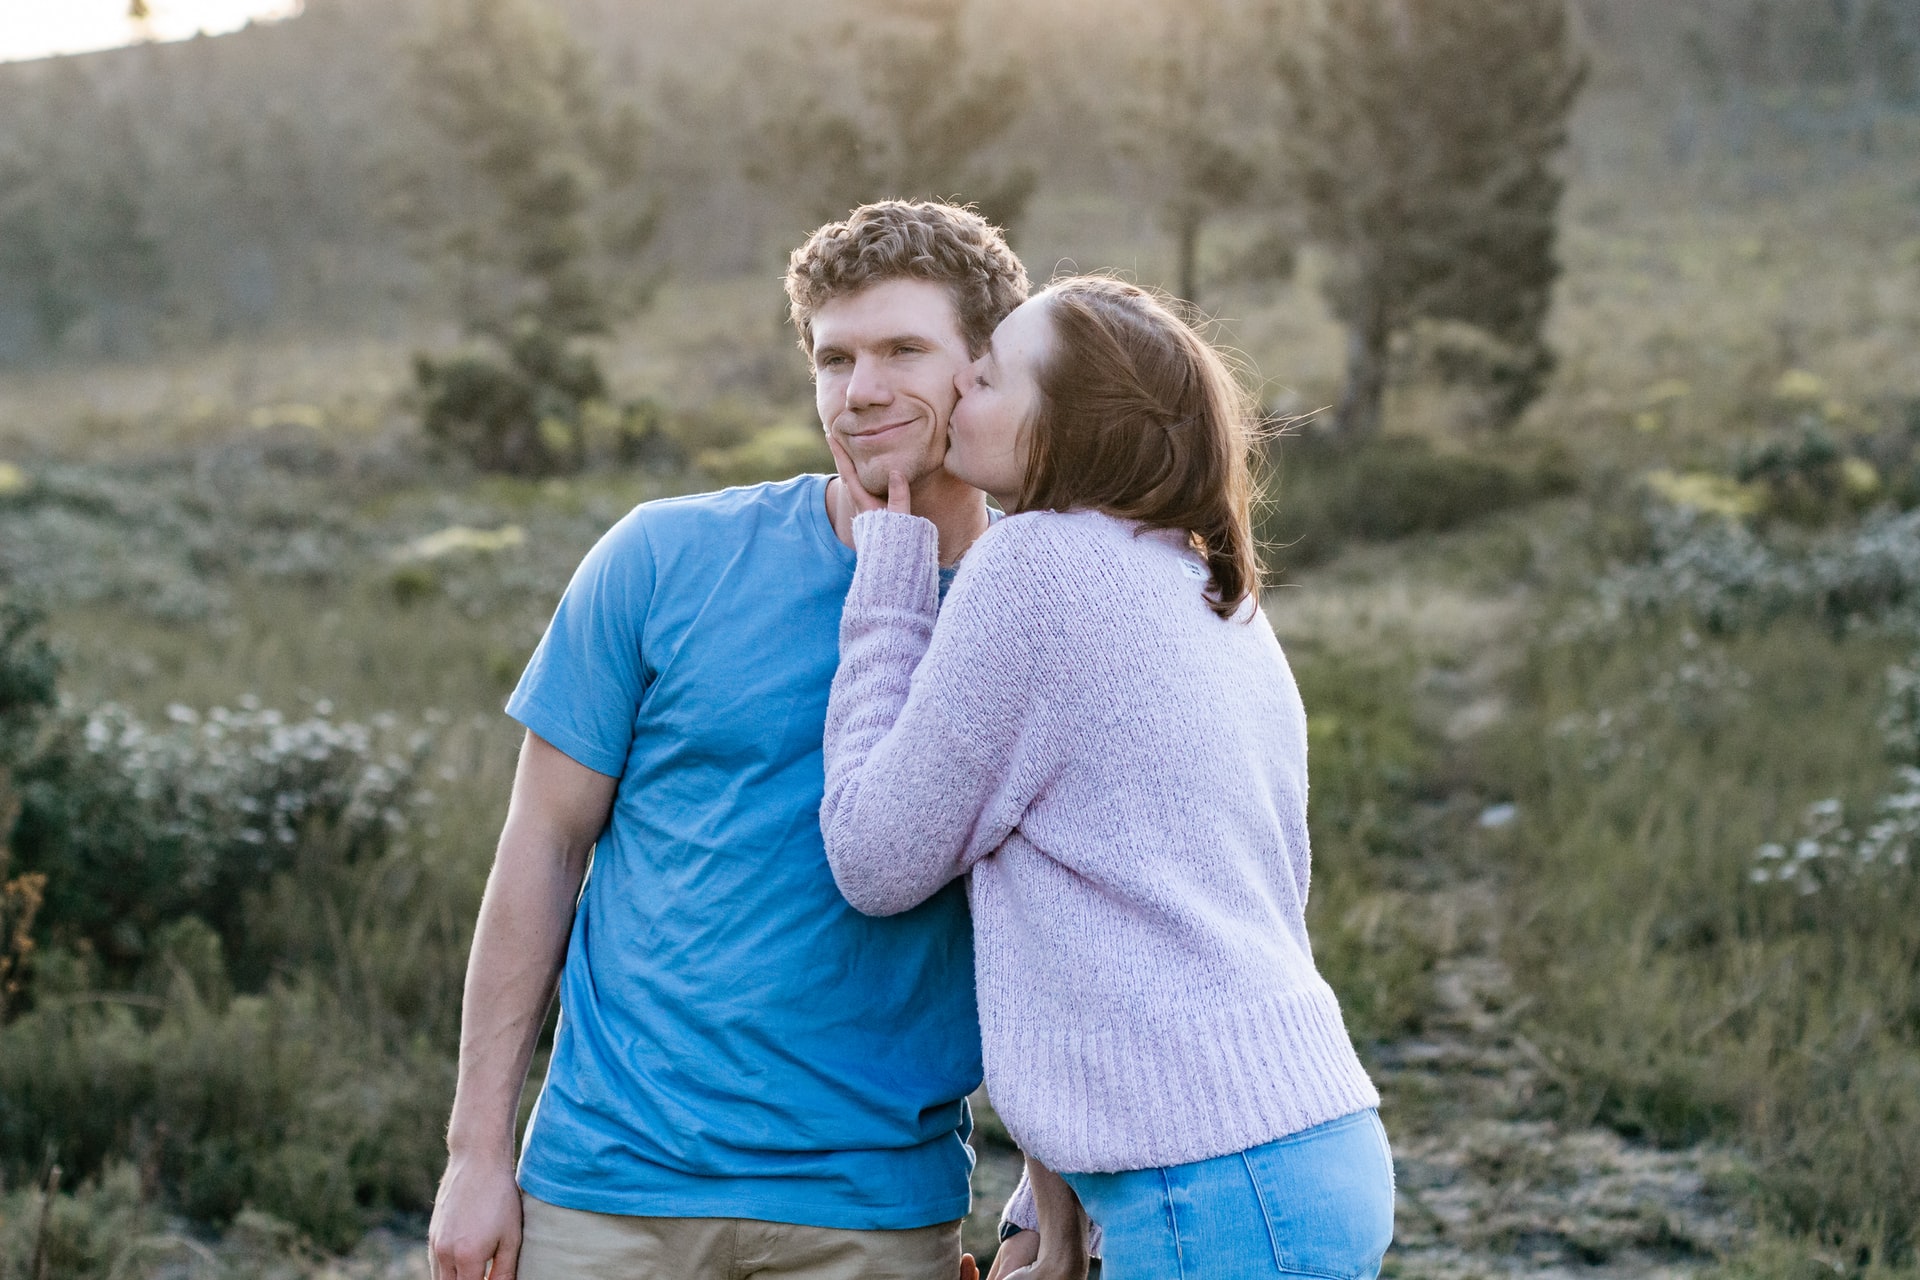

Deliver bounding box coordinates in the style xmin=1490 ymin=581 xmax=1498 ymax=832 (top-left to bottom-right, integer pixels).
xmin=1019 ymin=277 xmax=1261 ymax=620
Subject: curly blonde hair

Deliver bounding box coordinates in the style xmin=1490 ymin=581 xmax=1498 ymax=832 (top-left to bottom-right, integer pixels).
xmin=784 ymin=200 xmax=1029 ymax=360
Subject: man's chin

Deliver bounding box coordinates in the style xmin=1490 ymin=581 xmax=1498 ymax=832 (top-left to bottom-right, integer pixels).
xmin=846 ymin=454 xmax=939 ymax=498
xmin=845 ymin=464 xmax=892 ymax=500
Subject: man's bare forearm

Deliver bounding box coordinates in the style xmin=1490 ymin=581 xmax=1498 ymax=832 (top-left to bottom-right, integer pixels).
xmin=445 ymin=837 xmax=586 ymax=1155
xmin=445 ymin=734 xmax=610 ymax=1159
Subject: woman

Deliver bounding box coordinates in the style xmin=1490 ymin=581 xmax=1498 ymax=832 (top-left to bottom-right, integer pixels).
xmin=820 ymin=277 xmax=1393 ymax=1280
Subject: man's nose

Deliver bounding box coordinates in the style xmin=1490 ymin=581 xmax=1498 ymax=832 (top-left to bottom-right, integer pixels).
xmin=845 ymin=355 xmax=891 ymax=411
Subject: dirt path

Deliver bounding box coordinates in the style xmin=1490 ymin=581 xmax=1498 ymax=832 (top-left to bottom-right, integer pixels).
xmin=1371 ymin=892 xmax=1748 ymax=1278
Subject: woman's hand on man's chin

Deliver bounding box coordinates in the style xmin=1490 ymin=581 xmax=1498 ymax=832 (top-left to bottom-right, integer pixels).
xmin=826 ymin=433 xmax=912 ymax=517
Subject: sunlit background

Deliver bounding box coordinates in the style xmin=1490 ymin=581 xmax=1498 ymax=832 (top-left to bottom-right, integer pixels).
xmin=1 ymin=1 xmax=1918 ymax=1276
xmin=0 ymin=0 xmax=302 ymax=64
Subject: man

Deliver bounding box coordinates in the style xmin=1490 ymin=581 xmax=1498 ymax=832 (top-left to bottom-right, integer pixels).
xmin=427 ymin=200 xmax=1029 ymax=1280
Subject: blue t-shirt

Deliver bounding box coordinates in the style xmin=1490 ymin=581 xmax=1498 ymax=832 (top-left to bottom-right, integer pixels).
xmin=507 ymin=474 xmax=981 ymax=1229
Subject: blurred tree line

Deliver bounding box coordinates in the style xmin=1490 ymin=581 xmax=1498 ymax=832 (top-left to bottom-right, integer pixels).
xmin=1576 ymin=0 xmax=1920 ymax=159
xmin=404 ymin=0 xmax=1583 ymax=460
xmin=0 ymin=0 xmax=1913 ymax=446
xmin=0 ymin=0 xmax=410 ymax=360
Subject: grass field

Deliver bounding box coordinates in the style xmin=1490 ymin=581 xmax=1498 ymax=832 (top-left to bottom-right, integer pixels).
xmin=3 ymin=96 xmax=1920 ymax=1278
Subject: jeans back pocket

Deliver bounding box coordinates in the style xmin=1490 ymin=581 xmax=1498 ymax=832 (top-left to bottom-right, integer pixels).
xmin=1241 ymin=1111 xmax=1395 ymax=1280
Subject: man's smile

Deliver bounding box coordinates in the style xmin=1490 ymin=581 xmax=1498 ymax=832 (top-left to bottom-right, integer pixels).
xmin=840 ymin=417 xmax=921 ymax=443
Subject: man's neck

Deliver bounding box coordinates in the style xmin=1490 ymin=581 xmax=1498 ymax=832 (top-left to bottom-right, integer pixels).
xmin=827 ymin=473 xmax=991 ymax=566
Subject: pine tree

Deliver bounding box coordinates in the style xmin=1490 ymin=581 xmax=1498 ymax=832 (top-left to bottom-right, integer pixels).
xmin=1121 ymin=0 xmax=1267 ymax=308
xmin=0 ymin=64 xmax=167 ymax=356
xmin=404 ymin=0 xmax=658 ymax=472
xmin=1273 ymin=0 xmax=1585 ymax=436
xmin=409 ymin=0 xmax=655 ymax=343
xmin=742 ymin=0 xmax=1034 ymax=234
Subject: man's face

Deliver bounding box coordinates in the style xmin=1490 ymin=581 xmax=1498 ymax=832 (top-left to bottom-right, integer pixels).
xmin=810 ymin=278 xmax=973 ymax=497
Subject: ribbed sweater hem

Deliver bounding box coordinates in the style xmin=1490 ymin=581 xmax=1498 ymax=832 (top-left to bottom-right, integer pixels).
xmin=983 ymin=977 xmax=1380 ymax=1174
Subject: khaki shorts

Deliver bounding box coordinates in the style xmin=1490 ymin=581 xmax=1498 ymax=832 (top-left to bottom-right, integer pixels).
xmin=516 ymin=1192 xmax=963 ymax=1280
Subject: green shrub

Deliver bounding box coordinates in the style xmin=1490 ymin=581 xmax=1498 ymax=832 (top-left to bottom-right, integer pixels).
xmin=415 ymin=324 xmax=608 ymax=475
xmin=664 ymin=396 xmax=763 ymax=454
xmin=606 ymin=397 xmax=684 ymax=470
xmin=1405 ymin=319 xmax=1559 ymax=430
xmin=0 ymin=1162 xmax=162 ymax=1280
xmin=0 ymin=464 xmax=361 ymax=623
xmin=0 ymin=982 xmax=453 ymax=1252
xmin=1705 ymin=1232 xmax=1920 ymax=1280
xmin=1 ymin=602 xmax=56 ymax=1019
xmin=1259 ymin=432 xmax=1576 ymax=574
xmin=9 ymin=700 xmax=432 ymax=981
xmin=1587 ymin=499 xmax=1920 ymax=637
xmin=0 ymin=602 xmax=56 ymax=760
xmin=0 ymin=597 xmax=469 ymax=1249
xmin=1737 ymin=422 xmax=1883 ymax=527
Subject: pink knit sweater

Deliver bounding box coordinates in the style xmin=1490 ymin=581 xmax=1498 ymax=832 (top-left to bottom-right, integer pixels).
xmin=821 ymin=509 xmax=1378 ymax=1184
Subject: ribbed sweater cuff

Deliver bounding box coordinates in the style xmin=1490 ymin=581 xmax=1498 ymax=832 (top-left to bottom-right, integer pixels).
xmin=999 ymin=1171 xmax=1105 ymax=1256
xmin=1000 ymin=1173 xmax=1036 ymax=1234
xmin=848 ymin=510 xmax=939 ymax=617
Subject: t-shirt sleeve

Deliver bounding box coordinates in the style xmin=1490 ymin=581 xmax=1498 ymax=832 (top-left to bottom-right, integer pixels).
xmin=505 ymin=508 xmax=657 ymax=778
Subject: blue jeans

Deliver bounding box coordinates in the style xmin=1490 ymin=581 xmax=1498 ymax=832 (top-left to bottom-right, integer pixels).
xmin=1061 ymin=1110 xmax=1395 ymax=1280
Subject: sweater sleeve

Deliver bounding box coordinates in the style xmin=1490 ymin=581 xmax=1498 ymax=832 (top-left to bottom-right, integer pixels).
xmin=821 ymin=510 xmax=1064 ymax=917
xmin=999 ymin=1169 xmax=1105 ymax=1256
xmin=1001 ymin=1171 xmax=1037 ymax=1234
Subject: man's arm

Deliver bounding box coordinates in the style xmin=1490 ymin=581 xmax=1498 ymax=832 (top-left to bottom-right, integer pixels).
xmin=427 ymin=732 xmax=617 ymax=1280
